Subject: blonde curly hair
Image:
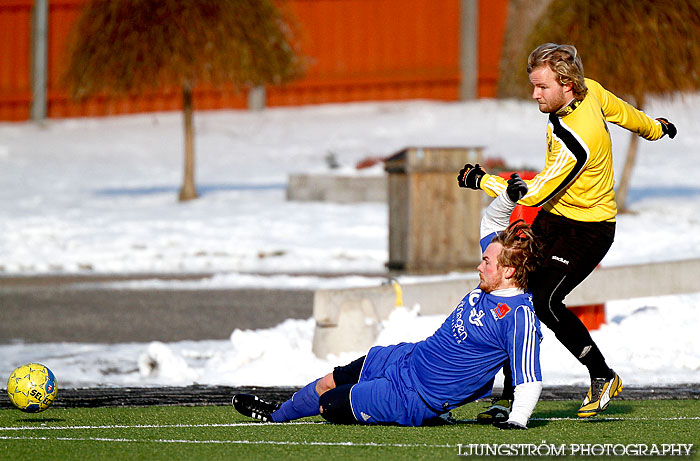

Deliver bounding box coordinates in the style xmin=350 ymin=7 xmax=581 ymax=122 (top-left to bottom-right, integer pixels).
xmin=527 ymin=43 xmax=588 ymax=100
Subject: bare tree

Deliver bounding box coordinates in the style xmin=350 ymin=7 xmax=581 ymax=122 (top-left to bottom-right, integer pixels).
xmin=501 ymin=0 xmax=700 ymax=211
xmin=63 ymin=0 xmax=304 ymax=201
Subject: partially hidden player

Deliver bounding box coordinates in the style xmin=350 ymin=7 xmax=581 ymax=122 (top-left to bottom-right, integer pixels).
xmin=234 ymin=175 xmax=543 ymax=429
xmin=458 ymin=43 xmax=677 ymax=420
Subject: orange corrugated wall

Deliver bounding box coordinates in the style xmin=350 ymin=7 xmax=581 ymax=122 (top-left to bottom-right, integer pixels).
xmin=477 ymin=0 xmax=508 ymax=98
xmin=269 ymin=0 xmax=463 ymax=106
xmin=0 ymin=0 xmax=508 ymax=121
xmin=0 ymin=0 xmax=33 ymax=120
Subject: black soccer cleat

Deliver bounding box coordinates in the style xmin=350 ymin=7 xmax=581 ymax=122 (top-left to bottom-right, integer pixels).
xmin=232 ymin=393 xmax=281 ymax=422
xmin=476 ymin=398 xmax=512 ymax=425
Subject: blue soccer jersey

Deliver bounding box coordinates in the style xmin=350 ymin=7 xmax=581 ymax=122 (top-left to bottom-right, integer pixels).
xmin=350 ymin=287 xmax=542 ymax=425
xmin=408 ymin=287 xmax=542 ymax=413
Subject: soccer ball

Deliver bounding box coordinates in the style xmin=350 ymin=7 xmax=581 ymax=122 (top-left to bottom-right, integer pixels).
xmin=7 ymin=363 xmax=58 ymax=413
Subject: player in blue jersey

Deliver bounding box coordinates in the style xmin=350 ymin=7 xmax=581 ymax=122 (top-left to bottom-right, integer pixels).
xmin=233 ymin=175 xmax=543 ymax=429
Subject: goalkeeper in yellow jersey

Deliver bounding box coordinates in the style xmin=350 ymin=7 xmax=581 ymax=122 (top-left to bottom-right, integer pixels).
xmin=458 ymin=43 xmax=677 ymax=419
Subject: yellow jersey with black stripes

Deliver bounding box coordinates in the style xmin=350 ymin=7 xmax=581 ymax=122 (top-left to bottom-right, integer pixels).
xmin=479 ymin=78 xmax=665 ymax=223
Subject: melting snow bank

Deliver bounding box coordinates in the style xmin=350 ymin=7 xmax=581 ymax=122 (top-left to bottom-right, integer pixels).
xmin=1 ymin=292 xmax=699 ymax=388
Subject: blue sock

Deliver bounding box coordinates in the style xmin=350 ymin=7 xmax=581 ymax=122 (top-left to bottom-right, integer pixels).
xmin=271 ymin=379 xmax=320 ymax=422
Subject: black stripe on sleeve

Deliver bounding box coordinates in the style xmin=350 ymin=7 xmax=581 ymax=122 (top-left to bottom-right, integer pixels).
xmin=533 ymin=114 xmax=589 ymax=207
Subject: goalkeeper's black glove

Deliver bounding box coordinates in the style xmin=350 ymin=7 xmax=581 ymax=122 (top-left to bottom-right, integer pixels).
xmin=506 ymin=173 xmax=528 ymax=203
xmin=494 ymin=420 xmax=528 ymax=430
xmin=656 ymin=117 xmax=677 ymax=139
xmin=457 ymin=164 xmax=486 ymax=190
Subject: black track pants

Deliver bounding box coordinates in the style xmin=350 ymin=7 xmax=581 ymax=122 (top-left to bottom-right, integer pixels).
xmin=530 ymin=211 xmax=616 ymax=379
xmin=318 ymin=355 xmax=366 ymax=424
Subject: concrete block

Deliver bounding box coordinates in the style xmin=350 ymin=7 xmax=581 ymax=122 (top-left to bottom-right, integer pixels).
xmin=287 ymin=173 xmax=387 ymax=203
xmin=311 ymin=285 xmax=396 ymax=357
xmin=311 ymin=276 xmax=479 ymax=358
xmin=311 ymin=259 xmax=700 ymax=358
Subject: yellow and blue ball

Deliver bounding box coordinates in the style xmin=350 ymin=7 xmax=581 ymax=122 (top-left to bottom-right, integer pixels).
xmin=7 ymin=363 xmax=58 ymax=413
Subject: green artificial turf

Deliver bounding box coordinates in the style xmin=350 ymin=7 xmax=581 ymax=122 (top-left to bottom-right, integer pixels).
xmin=1 ymin=400 xmax=698 ymax=460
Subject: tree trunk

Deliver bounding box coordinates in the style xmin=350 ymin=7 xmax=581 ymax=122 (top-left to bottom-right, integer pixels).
xmin=614 ymin=94 xmax=644 ymax=214
xmin=615 ymin=133 xmax=638 ymax=213
xmin=179 ymin=82 xmax=199 ymax=201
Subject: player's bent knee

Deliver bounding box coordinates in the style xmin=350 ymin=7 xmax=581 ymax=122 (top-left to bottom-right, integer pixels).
xmin=532 ymin=293 xmax=564 ymax=327
xmin=319 ymin=384 xmax=357 ymax=424
xmin=316 ymin=373 xmax=336 ymax=396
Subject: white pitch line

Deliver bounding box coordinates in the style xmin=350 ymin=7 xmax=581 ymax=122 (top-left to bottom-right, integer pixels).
xmin=0 ymin=435 xmax=454 ymax=448
xmin=1 ymin=416 xmax=698 ymax=433
xmin=530 ymin=416 xmax=700 ymax=422
xmin=0 ymin=421 xmax=323 ymax=431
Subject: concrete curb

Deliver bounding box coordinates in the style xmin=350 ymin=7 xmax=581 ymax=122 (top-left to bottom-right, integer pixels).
xmin=311 ymin=259 xmax=700 ymax=357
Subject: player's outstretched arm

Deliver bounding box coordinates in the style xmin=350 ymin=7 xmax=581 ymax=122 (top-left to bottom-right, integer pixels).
xmin=480 ymin=174 xmax=528 ymax=242
xmin=588 ymin=79 xmax=674 ymax=141
xmin=498 ymin=305 xmax=543 ymax=429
